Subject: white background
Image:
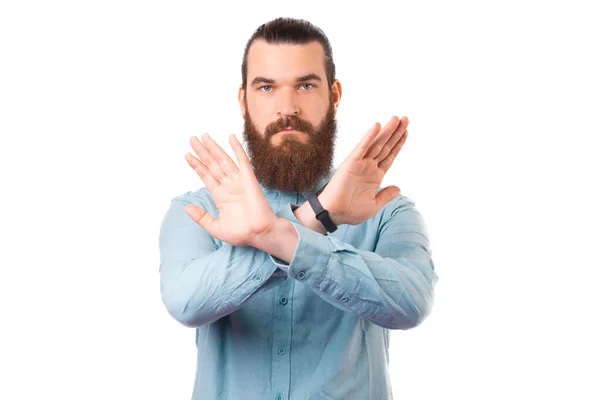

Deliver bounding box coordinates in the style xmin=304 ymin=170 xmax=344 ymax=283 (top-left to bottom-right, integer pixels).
xmin=1 ymin=0 xmax=598 ymax=399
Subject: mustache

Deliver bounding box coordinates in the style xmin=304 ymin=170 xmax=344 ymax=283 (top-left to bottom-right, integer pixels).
xmin=264 ymin=116 xmax=314 ymax=138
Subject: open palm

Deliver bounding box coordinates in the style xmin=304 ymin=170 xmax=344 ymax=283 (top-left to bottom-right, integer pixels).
xmin=183 ymin=133 xmax=278 ymax=247
xmin=321 ymin=116 xmax=409 ymax=225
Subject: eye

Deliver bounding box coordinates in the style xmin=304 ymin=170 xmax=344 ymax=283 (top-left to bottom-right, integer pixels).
xmin=299 ymin=83 xmax=315 ymax=90
xmin=258 ymin=85 xmax=273 ymax=92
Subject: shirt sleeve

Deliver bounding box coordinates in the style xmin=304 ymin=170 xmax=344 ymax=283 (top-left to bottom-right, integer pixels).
xmin=270 ymin=203 xmax=305 ymax=273
xmin=269 ymin=194 xmax=439 ymax=330
xmin=158 ymin=190 xmax=288 ymax=328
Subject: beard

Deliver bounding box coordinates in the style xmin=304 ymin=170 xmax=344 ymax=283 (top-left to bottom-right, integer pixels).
xmin=242 ymin=100 xmax=337 ymax=193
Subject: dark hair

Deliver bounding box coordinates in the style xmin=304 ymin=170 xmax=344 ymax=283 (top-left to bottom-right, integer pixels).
xmin=241 ymin=17 xmax=336 ymax=93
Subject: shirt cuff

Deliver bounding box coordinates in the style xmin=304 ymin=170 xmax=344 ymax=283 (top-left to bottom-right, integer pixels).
xmin=269 ymin=202 xmax=331 ymax=283
xmin=269 ymin=202 xmax=301 ymax=271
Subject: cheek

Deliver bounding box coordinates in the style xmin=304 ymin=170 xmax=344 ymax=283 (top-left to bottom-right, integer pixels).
xmin=306 ymin=102 xmax=329 ymax=125
xmin=247 ymin=104 xmax=268 ymax=129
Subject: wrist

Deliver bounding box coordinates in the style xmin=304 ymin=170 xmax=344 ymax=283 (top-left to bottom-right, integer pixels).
xmin=293 ymin=193 xmax=342 ymax=234
xmin=294 ymin=202 xmax=328 ymax=234
xmin=250 ymin=218 xmax=298 ymax=262
xmin=315 ymin=192 xmax=343 ymax=226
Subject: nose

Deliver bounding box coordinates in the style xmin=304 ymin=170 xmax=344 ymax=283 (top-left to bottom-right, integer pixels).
xmin=276 ymin=89 xmax=300 ymax=118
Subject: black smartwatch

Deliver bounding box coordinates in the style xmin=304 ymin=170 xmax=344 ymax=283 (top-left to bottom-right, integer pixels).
xmin=307 ymin=192 xmax=338 ymax=233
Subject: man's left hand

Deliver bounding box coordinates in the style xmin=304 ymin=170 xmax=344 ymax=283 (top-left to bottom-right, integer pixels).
xmin=319 ymin=116 xmax=409 ymax=226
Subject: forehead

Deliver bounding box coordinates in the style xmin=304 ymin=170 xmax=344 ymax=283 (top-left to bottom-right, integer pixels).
xmin=246 ymin=40 xmax=326 ymax=82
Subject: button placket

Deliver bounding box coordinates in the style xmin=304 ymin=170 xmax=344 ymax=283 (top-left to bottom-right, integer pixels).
xmin=269 ymin=276 xmax=292 ymax=400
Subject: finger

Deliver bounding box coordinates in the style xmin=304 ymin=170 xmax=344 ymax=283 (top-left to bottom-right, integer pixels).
xmin=374 ymin=185 xmax=402 ymax=214
xmin=377 ymin=130 xmax=408 ymax=173
xmin=190 ymin=135 xmax=226 ymax=183
xmin=364 ymin=116 xmax=401 ymax=159
xmin=228 ymin=134 xmax=253 ymax=175
xmin=185 ymin=152 xmax=220 ymax=190
xmin=374 ymin=116 xmax=409 ymax=162
xmin=201 ymin=133 xmax=239 ymax=177
xmin=351 ymin=122 xmax=381 ymax=160
xmin=183 ymin=204 xmax=219 ymax=237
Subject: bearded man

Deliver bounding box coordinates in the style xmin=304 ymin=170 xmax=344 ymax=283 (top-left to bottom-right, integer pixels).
xmin=159 ymin=17 xmax=438 ymax=400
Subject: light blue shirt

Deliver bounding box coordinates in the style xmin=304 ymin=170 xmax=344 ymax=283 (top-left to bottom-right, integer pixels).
xmin=158 ymin=168 xmax=438 ymax=400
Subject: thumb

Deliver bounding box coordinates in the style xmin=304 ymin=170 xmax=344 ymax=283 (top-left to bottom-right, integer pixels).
xmin=184 ymin=204 xmax=217 ymax=234
xmin=374 ymin=186 xmax=401 ymax=212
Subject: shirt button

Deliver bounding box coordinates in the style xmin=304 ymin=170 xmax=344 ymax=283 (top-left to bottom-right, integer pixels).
xmin=277 ymin=346 xmax=286 ymax=355
xmin=341 ymin=296 xmax=349 ymax=302
xmin=254 ymin=275 xmax=262 ymax=281
xmin=297 ymin=271 xmax=306 ymax=279
xmin=276 ymin=395 xmax=283 ymax=400
xmin=279 ymin=296 xmax=288 ymax=305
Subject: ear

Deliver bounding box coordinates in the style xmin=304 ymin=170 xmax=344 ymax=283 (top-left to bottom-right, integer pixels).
xmin=331 ymin=80 xmax=342 ymax=115
xmin=238 ymin=85 xmax=246 ymax=117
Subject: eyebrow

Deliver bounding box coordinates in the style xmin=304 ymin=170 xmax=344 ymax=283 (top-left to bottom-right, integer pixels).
xmin=250 ymin=73 xmax=323 ymax=87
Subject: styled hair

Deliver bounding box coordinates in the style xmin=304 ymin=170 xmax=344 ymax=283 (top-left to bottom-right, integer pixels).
xmin=241 ymin=17 xmax=336 ymax=93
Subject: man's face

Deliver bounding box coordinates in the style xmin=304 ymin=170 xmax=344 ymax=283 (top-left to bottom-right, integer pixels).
xmin=239 ymin=40 xmax=341 ymax=193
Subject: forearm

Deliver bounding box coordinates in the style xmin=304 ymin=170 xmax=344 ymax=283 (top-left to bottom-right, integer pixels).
xmin=159 ymin=193 xmax=287 ymax=328
xmin=252 ymin=195 xmax=438 ymax=330
xmin=160 ymin=243 xmax=286 ymax=327
xmin=302 ymin=239 xmax=437 ymax=330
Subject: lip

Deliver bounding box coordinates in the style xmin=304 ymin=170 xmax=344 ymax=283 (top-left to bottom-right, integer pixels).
xmin=278 ymin=128 xmax=302 ymax=134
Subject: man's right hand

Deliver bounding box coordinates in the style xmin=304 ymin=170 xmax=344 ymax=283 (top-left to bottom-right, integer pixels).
xmin=183 ymin=133 xmax=280 ymax=247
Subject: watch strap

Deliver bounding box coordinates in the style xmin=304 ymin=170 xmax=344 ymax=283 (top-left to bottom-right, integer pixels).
xmin=307 ymin=192 xmax=338 ymax=233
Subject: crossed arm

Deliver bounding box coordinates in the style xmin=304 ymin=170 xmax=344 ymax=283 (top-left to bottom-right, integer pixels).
xmin=159 ymin=190 xmax=438 ymax=330
xmin=159 ymin=115 xmax=437 ymax=329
